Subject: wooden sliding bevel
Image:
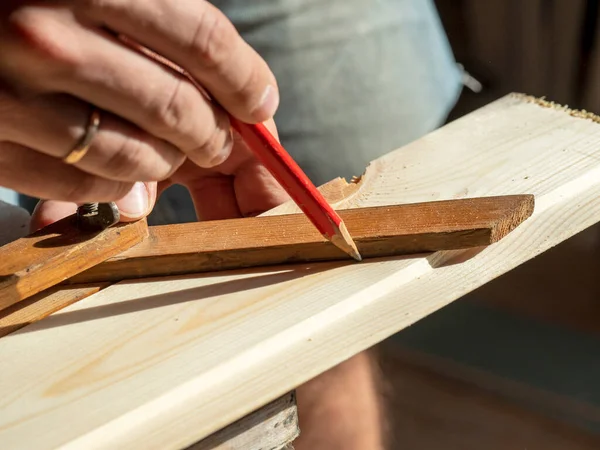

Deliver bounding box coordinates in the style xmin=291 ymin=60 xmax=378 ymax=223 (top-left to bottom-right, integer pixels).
xmin=0 ymin=217 xmax=148 ymax=311
xmin=69 ymin=195 xmax=534 ymax=285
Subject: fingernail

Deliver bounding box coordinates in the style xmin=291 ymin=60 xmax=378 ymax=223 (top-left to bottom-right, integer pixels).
xmin=118 ymin=182 xmax=149 ymax=218
xmin=252 ymin=84 xmax=279 ymax=119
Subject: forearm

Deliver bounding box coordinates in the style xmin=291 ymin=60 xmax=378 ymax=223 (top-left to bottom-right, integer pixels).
xmin=294 ymin=349 xmax=387 ymax=450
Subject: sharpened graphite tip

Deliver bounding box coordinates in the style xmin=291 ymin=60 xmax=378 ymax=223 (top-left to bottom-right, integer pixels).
xmin=330 ymin=221 xmax=363 ymax=262
xmin=348 ymin=247 xmax=363 ymax=262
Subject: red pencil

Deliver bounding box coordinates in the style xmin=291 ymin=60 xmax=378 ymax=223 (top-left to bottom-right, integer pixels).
xmin=230 ymin=118 xmax=362 ymax=261
xmin=117 ymin=35 xmax=361 ymax=260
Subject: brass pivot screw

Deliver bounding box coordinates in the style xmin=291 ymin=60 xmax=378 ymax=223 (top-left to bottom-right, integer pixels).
xmin=76 ymin=202 xmax=120 ymax=232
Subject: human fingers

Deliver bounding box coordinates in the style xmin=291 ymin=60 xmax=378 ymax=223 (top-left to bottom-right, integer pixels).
xmin=3 ymin=6 xmax=233 ymax=168
xmin=0 ymin=141 xmax=136 ymax=203
xmin=1 ymin=91 xmax=185 ymax=182
xmin=30 ymin=181 xmax=157 ymax=231
xmin=228 ymin=119 xmax=290 ymax=216
xmin=184 ymin=174 xmax=242 ymax=221
xmin=79 ymin=0 xmax=279 ymax=123
xmin=181 ymin=160 xmax=288 ymax=220
xmin=232 ymin=159 xmax=290 ymax=217
xmin=171 ymin=119 xmax=290 ymax=219
xmin=156 ymin=157 xmax=242 ymax=220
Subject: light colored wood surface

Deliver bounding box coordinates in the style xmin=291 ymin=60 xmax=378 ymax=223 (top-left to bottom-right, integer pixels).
xmin=1 ymin=94 xmax=600 ymax=449
xmin=188 ymin=392 xmax=298 ymax=450
xmin=0 ymin=216 xmax=148 ymax=310
xmin=70 ymin=195 xmax=533 ymax=284
xmin=9 ymin=195 xmax=533 ymax=336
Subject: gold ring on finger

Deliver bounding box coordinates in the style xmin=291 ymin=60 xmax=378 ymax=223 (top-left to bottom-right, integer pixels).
xmin=63 ymin=107 xmax=101 ymax=164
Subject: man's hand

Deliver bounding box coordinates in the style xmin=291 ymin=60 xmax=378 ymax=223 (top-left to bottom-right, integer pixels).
xmin=0 ymin=0 xmax=282 ymax=218
xmin=30 ymin=119 xmax=290 ymax=230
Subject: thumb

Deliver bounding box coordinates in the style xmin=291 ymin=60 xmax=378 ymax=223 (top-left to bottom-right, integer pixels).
xmin=30 ymin=182 xmax=157 ymax=232
xmin=117 ymin=181 xmax=157 ymax=221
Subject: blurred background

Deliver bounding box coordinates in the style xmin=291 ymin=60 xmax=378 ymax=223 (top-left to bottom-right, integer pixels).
xmin=380 ymin=1 xmax=600 ymax=449
xmin=439 ymin=0 xmax=599 ymax=116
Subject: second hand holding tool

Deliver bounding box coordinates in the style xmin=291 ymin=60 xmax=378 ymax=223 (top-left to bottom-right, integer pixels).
xmin=116 ymin=35 xmax=362 ymax=261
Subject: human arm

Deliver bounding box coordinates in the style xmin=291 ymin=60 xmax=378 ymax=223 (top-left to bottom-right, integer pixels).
xmin=0 ymin=0 xmax=283 ymax=221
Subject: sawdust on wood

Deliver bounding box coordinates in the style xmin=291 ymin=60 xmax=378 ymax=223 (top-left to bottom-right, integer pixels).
xmin=512 ymin=92 xmax=600 ymax=124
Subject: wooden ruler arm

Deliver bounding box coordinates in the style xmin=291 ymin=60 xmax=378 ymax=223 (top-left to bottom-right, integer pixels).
xmin=0 ymin=194 xmax=534 ymax=310
xmin=69 ymin=194 xmax=534 ymax=284
xmin=0 ymin=217 xmax=148 ymax=311
xmin=0 ymin=194 xmax=534 ymax=339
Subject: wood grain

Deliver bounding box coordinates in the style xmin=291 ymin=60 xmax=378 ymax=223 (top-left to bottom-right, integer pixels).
xmin=69 ymin=195 xmax=534 ymax=284
xmin=0 ymin=217 xmax=148 ymax=311
xmin=1 ymin=94 xmax=600 ymax=449
xmin=0 ymin=283 xmax=107 ymax=338
xmin=0 ymin=179 xmax=369 ymax=341
xmin=187 ymin=392 xmax=298 ymax=450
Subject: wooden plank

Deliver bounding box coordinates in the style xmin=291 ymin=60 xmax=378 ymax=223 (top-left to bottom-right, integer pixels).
xmin=69 ymin=195 xmax=534 ymax=284
xmin=188 ymin=392 xmax=298 ymax=450
xmin=0 ymin=217 xmax=148 ymax=311
xmin=0 ymin=283 xmax=108 ymax=339
xmin=0 ymin=178 xmax=381 ymax=341
xmin=1 ymin=94 xmax=600 ymax=449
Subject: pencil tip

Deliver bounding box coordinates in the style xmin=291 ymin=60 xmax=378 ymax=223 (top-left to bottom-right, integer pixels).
xmin=349 ymin=248 xmax=363 ymax=262
xmin=330 ymin=221 xmax=363 ymax=262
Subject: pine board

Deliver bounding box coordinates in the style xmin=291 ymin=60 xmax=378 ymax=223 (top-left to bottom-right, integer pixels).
xmin=0 ymin=284 xmax=107 ymax=338
xmin=1 ymin=94 xmax=600 ymax=449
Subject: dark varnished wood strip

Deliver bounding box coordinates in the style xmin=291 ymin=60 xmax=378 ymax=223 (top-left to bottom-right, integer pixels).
xmin=0 ymin=217 xmax=148 ymax=311
xmin=69 ymin=195 xmax=534 ymax=284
